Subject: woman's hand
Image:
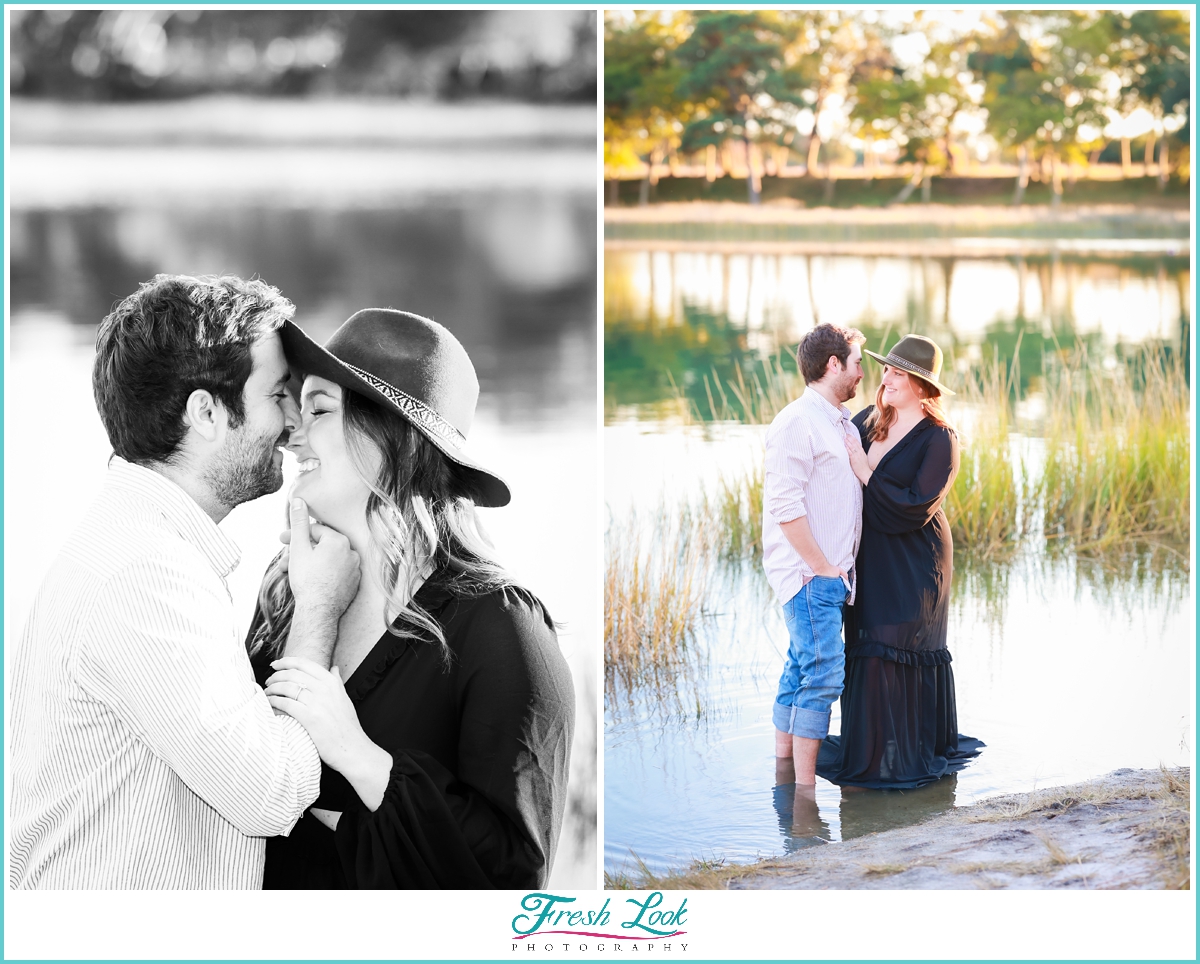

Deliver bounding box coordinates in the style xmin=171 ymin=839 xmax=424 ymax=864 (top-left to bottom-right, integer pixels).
xmin=843 ymin=431 xmax=872 ymax=486
xmin=265 ymin=657 xmax=392 ymax=810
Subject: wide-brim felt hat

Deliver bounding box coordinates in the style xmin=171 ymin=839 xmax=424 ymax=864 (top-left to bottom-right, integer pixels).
xmin=280 ymin=309 xmax=511 ymax=507
xmin=863 ymin=334 xmax=956 ymax=397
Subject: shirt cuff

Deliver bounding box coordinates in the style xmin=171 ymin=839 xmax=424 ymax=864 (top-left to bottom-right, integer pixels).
xmin=279 ymin=715 xmax=322 ymax=832
xmin=767 ymin=501 xmax=807 ymax=524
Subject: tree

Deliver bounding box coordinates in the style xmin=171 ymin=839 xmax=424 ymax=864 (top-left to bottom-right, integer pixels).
xmin=675 ymin=11 xmax=809 ymax=204
xmin=604 ymin=12 xmax=690 ymax=205
xmin=1100 ymin=10 xmax=1190 ymax=188
xmin=791 ymin=12 xmax=863 ymax=187
xmin=968 ymin=12 xmax=1107 ymax=205
xmin=848 ymin=18 xmax=973 ymax=203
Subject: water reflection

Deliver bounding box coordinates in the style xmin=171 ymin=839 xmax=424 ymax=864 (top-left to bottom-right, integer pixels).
xmin=13 ymin=200 xmax=595 ymax=426
xmin=771 ymin=779 xmax=832 ymax=852
xmin=605 ymin=248 xmax=1189 ymax=419
xmin=836 ymin=776 xmax=959 ymax=841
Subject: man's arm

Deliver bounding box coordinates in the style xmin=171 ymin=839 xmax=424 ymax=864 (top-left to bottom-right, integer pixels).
xmin=765 ymin=415 xmax=848 ymax=582
xmin=76 ymin=557 xmax=322 ymax=838
xmin=777 ymin=515 xmax=847 ymax=580
xmin=281 ymin=497 xmax=360 ymax=667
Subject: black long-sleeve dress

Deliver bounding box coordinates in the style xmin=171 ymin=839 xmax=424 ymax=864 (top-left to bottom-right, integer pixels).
xmin=816 ymin=408 xmax=983 ymax=789
xmin=249 ymin=572 xmax=575 ymax=888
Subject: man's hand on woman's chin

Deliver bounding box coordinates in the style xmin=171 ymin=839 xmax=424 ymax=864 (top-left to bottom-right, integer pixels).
xmin=284 ymin=497 xmax=361 ymax=616
xmin=278 ymin=497 xmax=360 ymax=665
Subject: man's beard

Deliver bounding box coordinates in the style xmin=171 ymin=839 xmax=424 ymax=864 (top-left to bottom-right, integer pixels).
xmin=207 ymin=423 xmax=286 ymax=509
xmin=835 ymin=370 xmax=860 ymax=404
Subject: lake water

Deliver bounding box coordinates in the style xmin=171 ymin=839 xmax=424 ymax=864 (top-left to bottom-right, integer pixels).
xmin=6 ymin=146 xmax=599 ymax=888
xmin=603 ymin=238 xmax=1192 ymax=877
xmin=606 ymin=246 xmax=1189 ymax=419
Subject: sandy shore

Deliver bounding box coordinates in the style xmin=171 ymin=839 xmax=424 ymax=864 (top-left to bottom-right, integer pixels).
xmin=613 ymin=768 xmax=1190 ymax=890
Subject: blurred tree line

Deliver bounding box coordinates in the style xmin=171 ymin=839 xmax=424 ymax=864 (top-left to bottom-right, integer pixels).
xmin=12 ymin=9 xmax=596 ymax=103
xmin=605 ymin=10 xmax=1189 ymax=204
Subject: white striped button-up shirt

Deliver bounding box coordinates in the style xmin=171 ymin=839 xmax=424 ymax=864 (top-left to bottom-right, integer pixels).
xmin=762 ymin=387 xmax=863 ymax=606
xmin=9 ymin=458 xmax=321 ymax=889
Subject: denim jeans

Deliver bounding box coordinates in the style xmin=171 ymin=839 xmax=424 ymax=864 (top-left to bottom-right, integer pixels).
xmin=773 ymin=575 xmax=849 ymax=741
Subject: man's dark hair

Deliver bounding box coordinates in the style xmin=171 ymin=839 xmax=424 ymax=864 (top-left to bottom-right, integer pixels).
xmin=796 ymin=323 xmax=866 ymax=384
xmin=92 ymin=274 xmax=294 ymax=465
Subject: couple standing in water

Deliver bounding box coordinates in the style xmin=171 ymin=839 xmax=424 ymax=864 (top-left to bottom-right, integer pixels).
xmin=764 ymin=323 xmax=983 ymax=833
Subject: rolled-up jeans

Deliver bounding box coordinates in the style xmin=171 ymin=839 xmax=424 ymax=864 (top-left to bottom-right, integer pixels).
xmin=773 ymin=575 xmax=849 ymax=741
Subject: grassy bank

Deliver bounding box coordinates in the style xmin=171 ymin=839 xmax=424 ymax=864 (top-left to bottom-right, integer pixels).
xmin=606 ymin=174 xmax=1190 ymax=211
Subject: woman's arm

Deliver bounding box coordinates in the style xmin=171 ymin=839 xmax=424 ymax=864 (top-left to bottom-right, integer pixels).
xmin=269 ymin=593 xmax=575 ymax=889
xmin=863 ymin=427 xmax=959 ymax=535
xmin=264 ymin=658 xmax=392 ymax=811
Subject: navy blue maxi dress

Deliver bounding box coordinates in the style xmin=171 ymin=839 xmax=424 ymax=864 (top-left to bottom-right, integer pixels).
xmin=817 ymin=407 xmax=984 ymax=789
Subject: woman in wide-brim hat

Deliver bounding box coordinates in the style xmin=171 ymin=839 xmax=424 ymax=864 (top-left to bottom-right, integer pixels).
xmin=247 ymin=308 xmax=575 ymax=889
xmin=816 ymin=334 xmax=984 ymax=790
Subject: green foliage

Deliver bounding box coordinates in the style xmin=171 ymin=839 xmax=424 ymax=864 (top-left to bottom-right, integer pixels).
xmin=604 ymin=10 xmax=1193 ymax=184
xmin=1101 ymin=10 xmax=1191 ymax=141
xmin=967 ymin=12 xmax=1107 ymax=162
xmin=848 ymin=21 xmax=972 ymax=170
xmin=675 ymin=11 xmax=810 ymax=154
xmin=604 ymin=12 xmax=691 ymax=169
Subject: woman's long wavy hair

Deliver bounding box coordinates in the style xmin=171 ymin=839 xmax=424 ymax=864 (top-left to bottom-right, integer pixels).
xmin=865 ymin=369 xmax=952 ymax=442
xmin=247 ymin=388 xmax=518 ymax=665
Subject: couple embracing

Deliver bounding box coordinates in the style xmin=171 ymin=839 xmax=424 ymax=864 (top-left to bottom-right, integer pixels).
xmin=765 ymin=323 xmax=983 ymax=809
xmin=10 ymin=274 xmax=574 ymax=889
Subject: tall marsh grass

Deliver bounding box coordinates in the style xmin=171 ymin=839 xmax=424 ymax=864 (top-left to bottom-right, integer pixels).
xmin=604 ymin=506 xmax=718 ymax=680
xmin=662 ymin=340 xmax=1189 ymax=565
xmin=713 ymin=462 xmax=764 ymax=556
xmin=1038 ymin=347 xmax=1190 ymax=550
xmin=945 ymin=352 xmax=1030 ymax=557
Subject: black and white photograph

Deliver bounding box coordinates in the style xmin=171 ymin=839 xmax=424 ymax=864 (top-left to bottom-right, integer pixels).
xmin=6 ymin=8 xmax=598 ymax=895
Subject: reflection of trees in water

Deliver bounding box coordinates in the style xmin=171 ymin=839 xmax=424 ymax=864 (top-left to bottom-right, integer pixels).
xmin=606 ymin=252 xmax=1190 ymax=414
xmin=11 ymin=203 xmax=595 ymax=420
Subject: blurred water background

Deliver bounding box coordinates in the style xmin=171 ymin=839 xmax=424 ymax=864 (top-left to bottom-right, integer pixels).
xmin=6 ymin=9 xmax=597 ymax=888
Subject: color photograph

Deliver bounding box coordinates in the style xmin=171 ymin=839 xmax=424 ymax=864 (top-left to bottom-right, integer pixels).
xmin=604 ymin=8 xmax=1191 ymax=890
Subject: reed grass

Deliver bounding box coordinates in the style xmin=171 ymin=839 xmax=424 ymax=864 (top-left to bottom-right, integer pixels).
xmin=712 ymin=462 xmax=764 ymax=557
xmin=1038 ymin=346 xmax=1189 ymax=550
xmin=944 ymin=350 xmax=1030 ymax=557
xmin=604 ymin=505 xmax=718 ymax=679
xmin=662 ymin=340 xmax=1189 ymax=566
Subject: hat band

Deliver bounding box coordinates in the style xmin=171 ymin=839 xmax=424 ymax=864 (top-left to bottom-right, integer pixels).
xmin=342 ymin=361 xmax=467 ymax=449
xmin=885 ymin=353 xmax=937 ymax=381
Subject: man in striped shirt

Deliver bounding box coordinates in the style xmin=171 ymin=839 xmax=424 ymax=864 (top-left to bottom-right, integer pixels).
xmin=10 ymin=275 xmax=360 ymax=889
xmin=763 ymin=323 xmax=865 ymax=791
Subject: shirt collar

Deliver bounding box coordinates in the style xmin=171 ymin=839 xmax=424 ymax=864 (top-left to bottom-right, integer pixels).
xmin=106 ymin=456 xmax=241 ymax=579
xmin=802 ymin=386 xmax=852 ymax=424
